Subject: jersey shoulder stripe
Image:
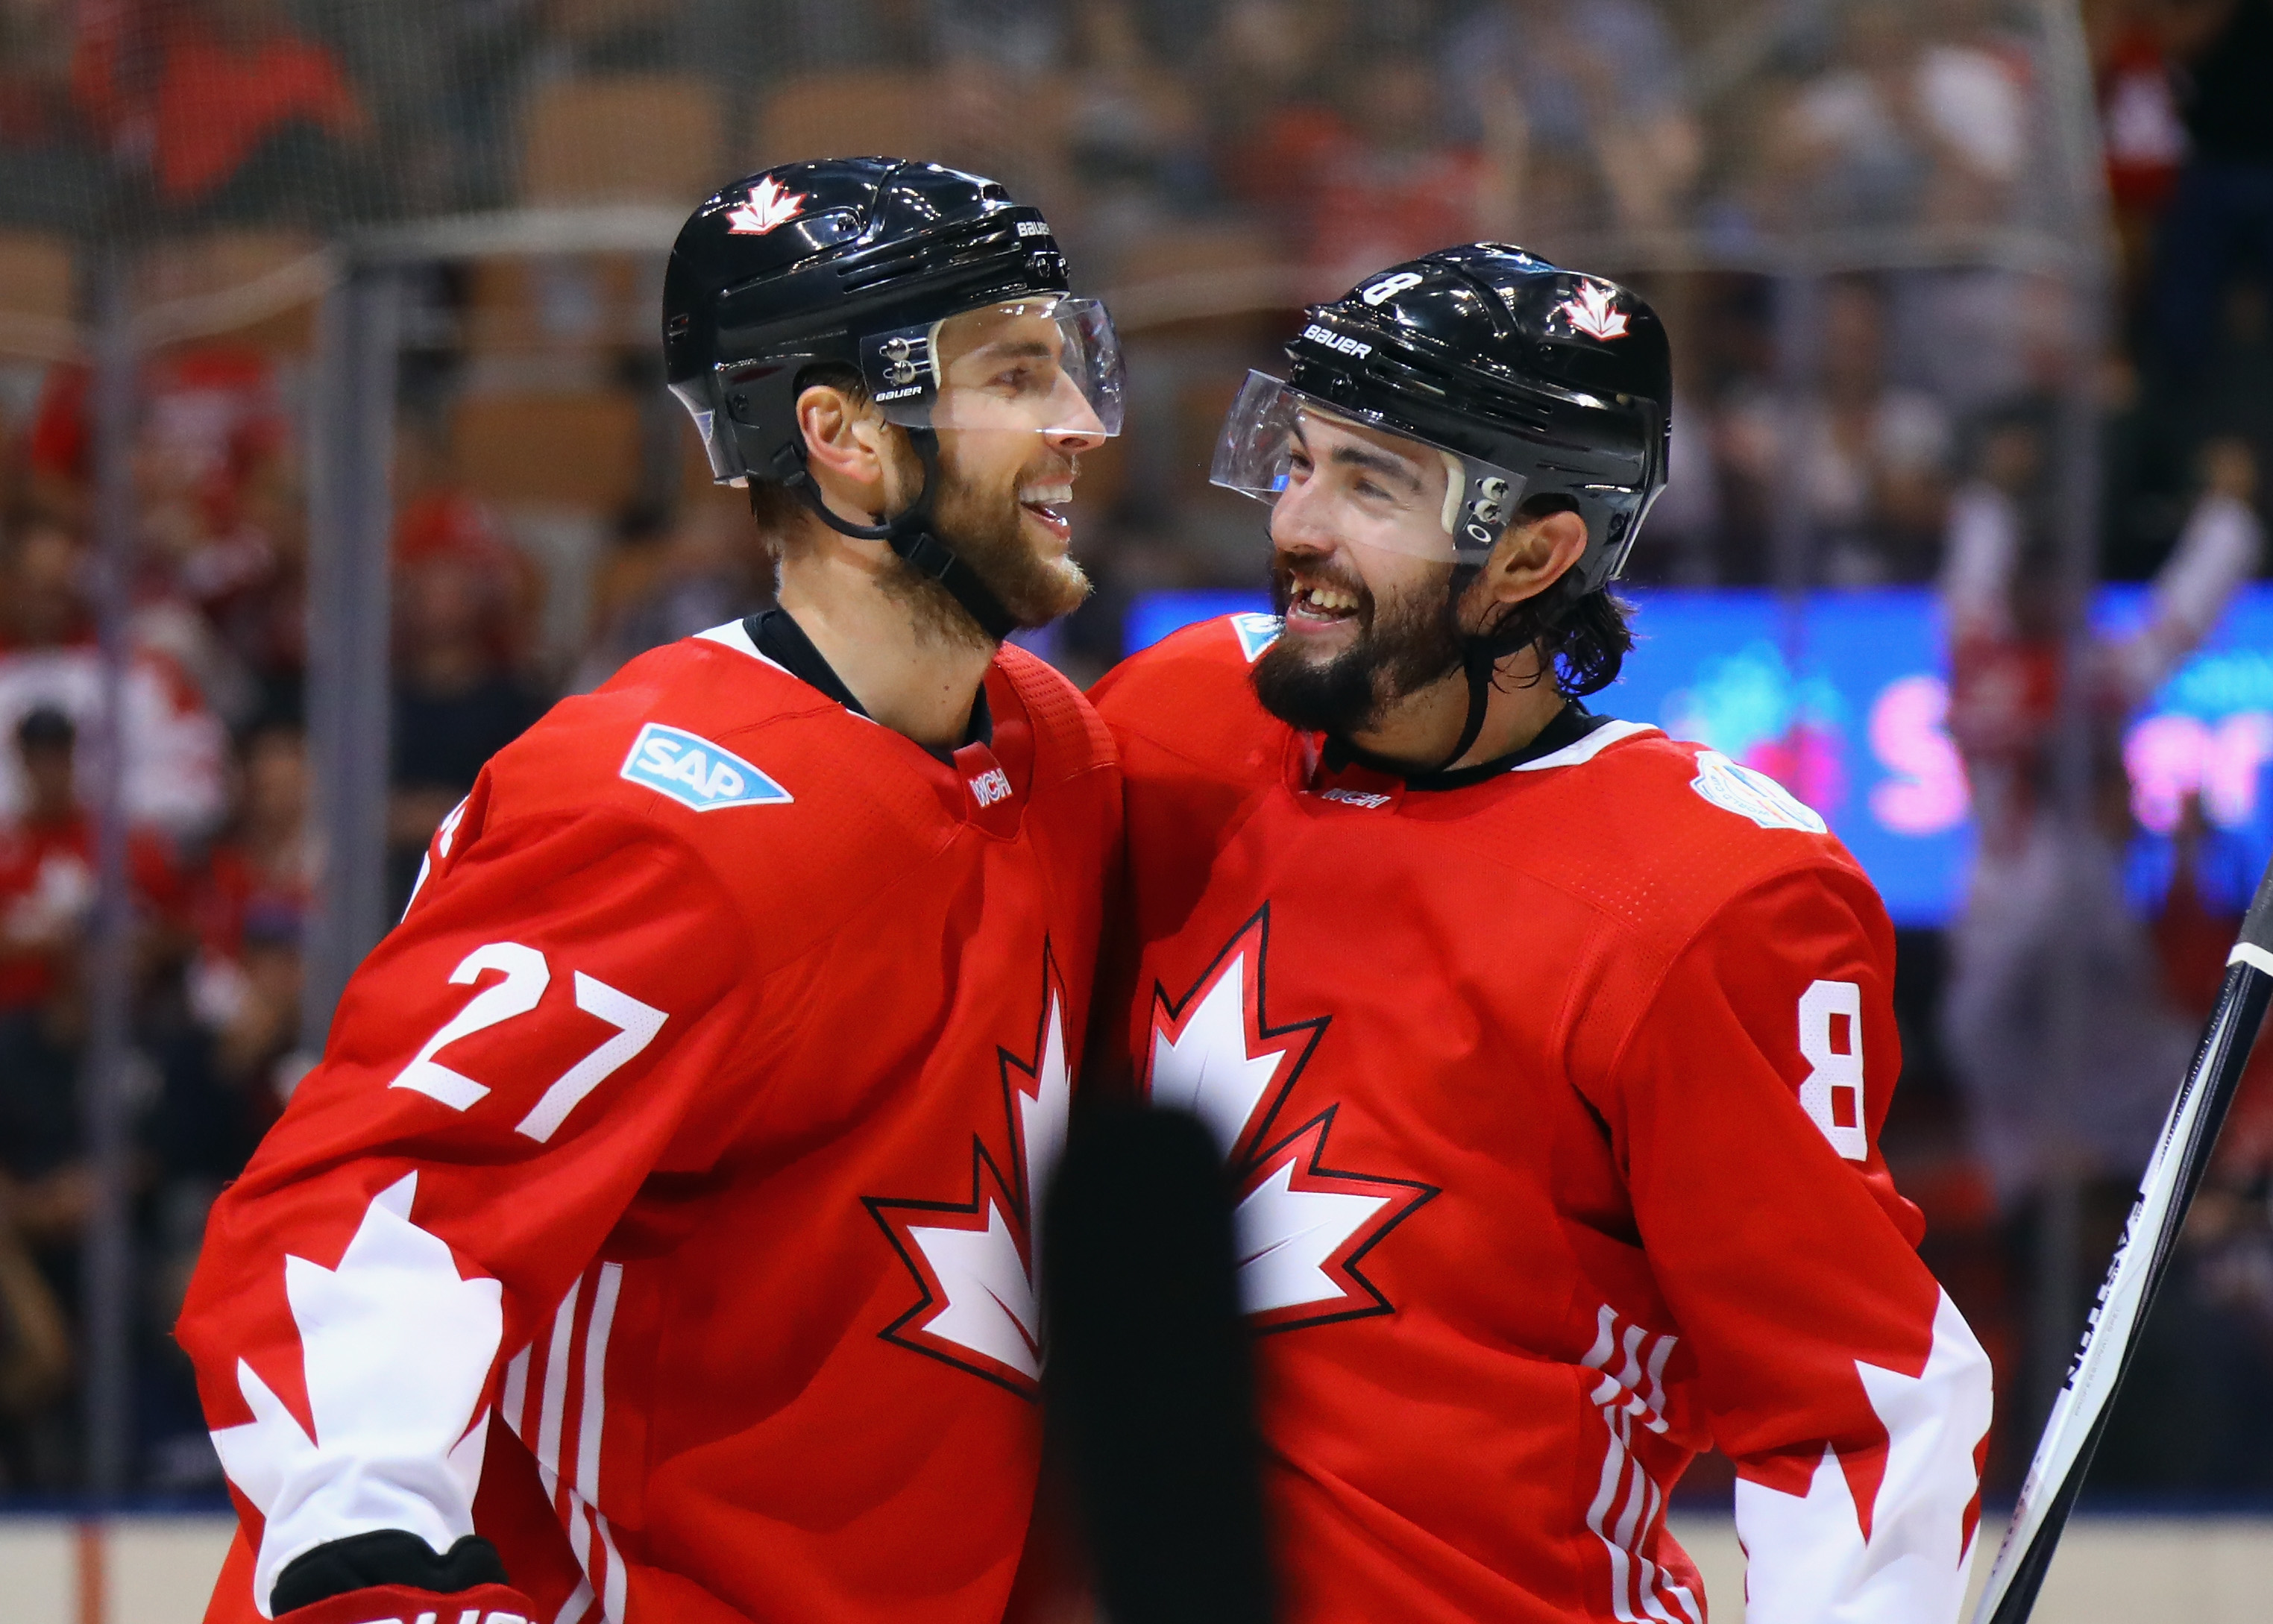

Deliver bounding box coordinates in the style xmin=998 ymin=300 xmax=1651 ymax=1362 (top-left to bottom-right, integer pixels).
xmin=1094 ymin=614 xmax=1269 ymax=701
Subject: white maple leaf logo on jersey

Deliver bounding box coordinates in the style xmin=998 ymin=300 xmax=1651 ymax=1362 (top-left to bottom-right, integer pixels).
xmin=1558 ymin=281 xmax=1630 ymax=342
xmin=208 ymin=1174 xmax=501 ymax=1613
xmin=867 ymin=950 xmax=1072 ymax=1396
xmin=725 ymin=175 xmax=808 ymax=236
xmin=1147 ymin=907 xmax=1433 ymax=1332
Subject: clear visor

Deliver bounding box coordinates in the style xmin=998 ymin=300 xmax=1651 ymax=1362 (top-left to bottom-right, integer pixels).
xmin=860 ymin=295 xmax=1124 ymax=438
xmin=1209 ymin=371 xmax=1526 ymax=562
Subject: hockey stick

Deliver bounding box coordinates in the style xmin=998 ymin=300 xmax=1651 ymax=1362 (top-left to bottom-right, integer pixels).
xmin=1969 ymin=857 xmax=2273 ymax=1624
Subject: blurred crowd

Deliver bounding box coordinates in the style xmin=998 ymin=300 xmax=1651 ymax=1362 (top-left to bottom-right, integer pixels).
xmin=1 ymin=0 xmax=2272 ymax=1500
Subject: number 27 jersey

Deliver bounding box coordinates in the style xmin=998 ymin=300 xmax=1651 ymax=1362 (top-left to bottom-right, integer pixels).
xmin=1090 ymin=617 xmax=1993 ymax=1624
xmin=181 ymin=626 xmax=1120 ymax=1624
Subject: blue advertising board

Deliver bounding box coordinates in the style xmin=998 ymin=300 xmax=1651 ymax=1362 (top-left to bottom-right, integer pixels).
xmin=1126 ymin=586 xmax=2273 ymax=926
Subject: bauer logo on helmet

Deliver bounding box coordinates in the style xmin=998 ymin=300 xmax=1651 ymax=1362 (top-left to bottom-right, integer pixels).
xmin=1301 ymin=324 xmax=1373 ymax=359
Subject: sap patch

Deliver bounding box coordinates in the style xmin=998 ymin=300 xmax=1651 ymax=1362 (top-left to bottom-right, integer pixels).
xmin=620 ymin=723 xmax=793 ymax=812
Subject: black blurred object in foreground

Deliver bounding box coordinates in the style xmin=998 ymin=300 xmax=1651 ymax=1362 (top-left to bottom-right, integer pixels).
xmin=1043 ymin=1104 xmax=1274 ymax=1624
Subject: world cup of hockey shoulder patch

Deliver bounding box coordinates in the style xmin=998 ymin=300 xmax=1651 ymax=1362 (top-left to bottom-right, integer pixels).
xmin=1229 ymin=612 xmax=1283 ymax=662
xmin=620 ymin=722 xmax=792 ymax=811
xmin=1688 ymin=749 xmax=1826 ymax=833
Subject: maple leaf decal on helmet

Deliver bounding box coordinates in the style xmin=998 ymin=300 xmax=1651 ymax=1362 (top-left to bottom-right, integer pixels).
xmin=725 ymin=174 xmax=808 ymax=236
xmin=1146 ymin=907 xmax=1434 ymax=1333
xmin=865 ymin=948 xmax=1071 ymax=1397
xmin=1557 ymin=280 xmax=1631 ymax=342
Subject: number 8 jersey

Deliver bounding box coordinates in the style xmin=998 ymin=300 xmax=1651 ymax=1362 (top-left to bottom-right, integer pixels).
xmin=1090 ymin=616 xmax=1993 ymax=1624
xmin=180 ymin=619 xmax=1119 ymax=1624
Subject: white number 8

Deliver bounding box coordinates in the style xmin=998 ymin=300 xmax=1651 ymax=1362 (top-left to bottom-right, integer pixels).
xmin=1797 ymin=979 xmax=1866 ymax=1161
xmin=1361 ymin=271 xmax=1424 ymax=306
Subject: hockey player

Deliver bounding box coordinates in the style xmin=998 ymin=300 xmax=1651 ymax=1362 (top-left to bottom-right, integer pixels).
xmin=1087 ymin=246 xmax=1994 ymax=1623
xmin=180 ymin=160 xmax=1125 ymax=1624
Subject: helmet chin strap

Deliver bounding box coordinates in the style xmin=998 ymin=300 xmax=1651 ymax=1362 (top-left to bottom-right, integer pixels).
xmin=772 ymin=429 xmax=1020 ymax=643
xmin=1424 ymin=556 xmax=1507 ymax=775
xmin=1433 ymin=641 xmax=1500 ymax=774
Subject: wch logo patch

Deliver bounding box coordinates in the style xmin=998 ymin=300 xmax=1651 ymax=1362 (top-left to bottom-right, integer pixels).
xmin=969 ymin=767 xmax=1013 ymax=808
xmin=620 ymin=723 xmax=792 ymax=812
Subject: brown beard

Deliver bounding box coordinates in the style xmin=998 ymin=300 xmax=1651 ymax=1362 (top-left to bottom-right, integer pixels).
xmin=885 ymin=444 xmax=1092 ymax=648
xmin=1251 ymin=554 xmax=1464 ymax=735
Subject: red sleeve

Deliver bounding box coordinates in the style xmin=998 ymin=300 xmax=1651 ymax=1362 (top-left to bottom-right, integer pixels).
xmin=1596 ymin=864 xmax=1993 ymax=1624
xmin=179 ymin=780 xmax=763 ymax=1617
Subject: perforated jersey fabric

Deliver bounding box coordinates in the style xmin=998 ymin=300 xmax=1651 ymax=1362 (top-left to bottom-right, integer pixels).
xmin=183 ymin=626 xmax=1120 ymax=1624
xmin=1091 ymin=616 xmax=1992 ymax=1624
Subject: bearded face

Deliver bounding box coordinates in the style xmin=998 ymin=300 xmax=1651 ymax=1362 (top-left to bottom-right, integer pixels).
xmin=870 ymin=433 xmax=1093 ymax=647
xmin=1251 ymin=548 xmax=1465 ymax=735
xmin=892 ymin=297 xmax=1108 ymax=641
xmin=926 ymin=441 xmax=1092 ymax=629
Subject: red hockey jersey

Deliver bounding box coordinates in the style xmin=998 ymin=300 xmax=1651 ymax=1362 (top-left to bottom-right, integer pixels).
xmin=1090 ymin=615 xmax=1993 ymax=1624
xmin=180 ymin=621 xmax=1119 ymax=1624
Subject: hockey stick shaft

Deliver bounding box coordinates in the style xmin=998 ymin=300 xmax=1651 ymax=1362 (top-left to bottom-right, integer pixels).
xmin=1968 ymin=857 xmax=2273 ymax=1624
xmin=1043 ymin=1103 xmax=1274 ymax=1624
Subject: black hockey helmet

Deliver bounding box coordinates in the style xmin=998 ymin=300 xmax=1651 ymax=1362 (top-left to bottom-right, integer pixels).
xmin=1212 ymin=243 xmax=1670 ymax=593
xmin=664 ymin=157 xmax=1124 ymax=638
xmin=1210 ymin=244 xmax=1671 ymax=769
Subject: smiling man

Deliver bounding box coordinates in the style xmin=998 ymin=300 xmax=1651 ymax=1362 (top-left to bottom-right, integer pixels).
xmin=180 ymin=161 xmax=1124 ymax=1624
xmin=1086 ymin=245 xmax=1993 ymax=1623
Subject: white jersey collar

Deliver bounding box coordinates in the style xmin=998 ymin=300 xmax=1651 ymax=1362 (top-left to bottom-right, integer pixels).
xmin=694 ymin=618 xmax=790 ymax=676
xmin=1508 ymin=717 xmax=1660 ymax=772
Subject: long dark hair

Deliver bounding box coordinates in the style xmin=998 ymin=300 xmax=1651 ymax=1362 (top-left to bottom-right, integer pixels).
xmin=1474 ymin=498 xmax=1636 ymax=697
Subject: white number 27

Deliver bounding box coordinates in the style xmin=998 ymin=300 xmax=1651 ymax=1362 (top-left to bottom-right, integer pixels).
xmin=389 ymin=941 xmax=666 ymax=1143
xmin=1797 ymin=979 xmax=1867 ymax=1161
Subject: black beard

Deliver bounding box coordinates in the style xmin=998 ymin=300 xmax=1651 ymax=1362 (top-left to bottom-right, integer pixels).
xmin=1250 ymin=560 xmax=1465 ymax=735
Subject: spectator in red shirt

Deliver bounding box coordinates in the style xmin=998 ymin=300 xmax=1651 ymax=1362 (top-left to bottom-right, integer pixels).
xmin=1207 ymin=0 xmax=1354 ymax=233
xmin=1209 ymin=26 xmax=1473 ymax=298
xmin=0 ymin=706 xmax=182 ymax=1016
xmin=0 ymin=520 xmax=227 ymax=837
xmin=24 ymin=347 xmax=305 ymax=723
xmin=186 ymin=714 xmax=311 ymax=1027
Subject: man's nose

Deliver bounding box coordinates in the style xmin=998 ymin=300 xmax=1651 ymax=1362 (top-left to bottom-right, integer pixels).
xmin=1043 ymin=386 xmax=1109 ymax=454
xmin=1270 ymin=479 xmax=1341 ymax=556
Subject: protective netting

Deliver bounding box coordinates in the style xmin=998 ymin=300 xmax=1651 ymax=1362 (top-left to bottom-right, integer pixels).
xmin=8 ymin=0 xmax=2273 ymax=1517
xmin=0 ymin=0 xmax=2109 ymax=626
